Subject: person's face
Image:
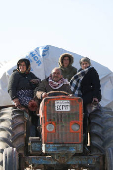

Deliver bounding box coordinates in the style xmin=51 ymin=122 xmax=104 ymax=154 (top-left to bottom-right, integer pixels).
xmin=52 ymin=69 xmax=62 ymax=82
xmin=19 ymin=62 xmax=27 ymax=72
xmin=63 ymin=57 xmax=70 ymax=68
xmin=81 ymin=61 xmax=90 ymax=70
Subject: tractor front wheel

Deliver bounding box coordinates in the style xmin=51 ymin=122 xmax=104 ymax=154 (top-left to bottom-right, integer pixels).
xmin=3 ymin=147 xmax=18 ymax=170
xmin=105 ymin=147 xmax=113 ymax=170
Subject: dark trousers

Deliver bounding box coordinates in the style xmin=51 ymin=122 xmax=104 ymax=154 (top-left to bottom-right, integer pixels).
xmin=82 ymin=91 xmax=93 ymax=113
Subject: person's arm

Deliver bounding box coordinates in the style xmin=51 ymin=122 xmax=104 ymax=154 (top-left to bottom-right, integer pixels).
xmin=73 ymin=67 xmax=77 ymax=75
xmin=92 ymin=97 xmax=99 ymax=103
xmin=66 ymin=85 xmax=73 ymax=94
xmin=8 ymin=71 xmax=22 ymax=107
xmin=13 ymin=98 xmax=21 ymax=107
xmin=62 ymin=84 xmax=73 ymax=95
xmin=30 ymin=72 xmax=41 ymax=84
xmin=34 ymin=79 xmax=47 ymax=99
xmin=91 ymin=68 xmax=101 ymax=102
xmin=40 ymin=92 xmax=48 ymax=99
xmin=30 ymin=79 xmax=41 ymax=84
xmin=8 ymin=71 xmax=19 ymax=100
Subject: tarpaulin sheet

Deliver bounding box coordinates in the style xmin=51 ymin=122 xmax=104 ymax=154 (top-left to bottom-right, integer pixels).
xmin=0 ymin=45 xmax=112 ymax=109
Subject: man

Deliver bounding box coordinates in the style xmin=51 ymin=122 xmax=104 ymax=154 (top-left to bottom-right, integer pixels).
xmin=35 ymin=67 xmax=72 ymax=99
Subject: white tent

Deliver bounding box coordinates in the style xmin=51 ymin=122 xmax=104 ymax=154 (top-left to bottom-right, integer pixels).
xmin=0 ymin=45 xmax=113 ymax=109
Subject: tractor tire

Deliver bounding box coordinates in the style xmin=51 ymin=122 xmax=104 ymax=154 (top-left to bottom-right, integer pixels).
xmin=89 ymin=108 xmax=104 ymax=154
xmin=101 ymin=107 xmax=113 ymax=116
xmin=102 ymin=116 xmax=113 ymax=128
xmin=3 ymin=147 xmax=18 ymax=170
xmin=105 ymin=147 xmax=113 ymax=170
xmin=0 ymin=107 xmax=27 ymax=170
xmin=102 ymin=116 xmax=113 ymax=149
xmin=89 ymin=106 xmax=113 ymax=154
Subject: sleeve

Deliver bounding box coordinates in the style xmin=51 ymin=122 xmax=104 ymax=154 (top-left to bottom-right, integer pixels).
xmin=67 ymin=87 xmax=73 ymax=94
xmin=8 ymin=72 xmax=19 ymax=100
xmin=30 ymin=72 xmax=41 ymax=82
xmin=34 ymin=80 xmax=47 ymax=99
xmin=91 ymin=68 xmax=101 ymax=98
xmin=64 ymin=84 xmax=73 ymax=94
xmin=73 ymin=67 xmax=77 ymax=75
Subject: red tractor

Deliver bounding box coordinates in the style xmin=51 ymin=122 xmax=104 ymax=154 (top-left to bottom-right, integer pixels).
xmin=0 ymin=92 xmax=113 ymax=170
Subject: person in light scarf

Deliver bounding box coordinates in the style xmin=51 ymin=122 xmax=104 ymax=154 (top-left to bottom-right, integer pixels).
xmin=35 ymin=67 xmax=72 ymax=100
xmin=70 ymin=57 xmax=101 ymax=141
xmin=70 ymin=57 xmax=101 ymax=112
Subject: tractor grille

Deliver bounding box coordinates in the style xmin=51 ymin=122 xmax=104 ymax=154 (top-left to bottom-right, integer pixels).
xmin=43 ymin=98 xmax=83 ymax=144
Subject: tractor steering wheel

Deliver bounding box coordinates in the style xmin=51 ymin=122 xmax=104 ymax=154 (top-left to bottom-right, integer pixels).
xmin=47 ymin=91 xmax=69 ymax=96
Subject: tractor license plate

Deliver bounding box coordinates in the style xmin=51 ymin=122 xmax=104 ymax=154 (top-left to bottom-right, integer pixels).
xmin=55 ymin=100 xmax=70 ymax=111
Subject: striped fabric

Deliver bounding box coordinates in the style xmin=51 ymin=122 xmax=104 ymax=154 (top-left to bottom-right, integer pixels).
xmin=70 ymin=66 xmax=92 ymax=97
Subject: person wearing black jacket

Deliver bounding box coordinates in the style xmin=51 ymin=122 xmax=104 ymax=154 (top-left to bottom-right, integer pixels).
xmin=70 ymin=57 xmax=101 ymax=112
xmin=8 ymin=58 xmax=41 ymax=111
xmin=70 ymin=57 xmax=101 ymax=145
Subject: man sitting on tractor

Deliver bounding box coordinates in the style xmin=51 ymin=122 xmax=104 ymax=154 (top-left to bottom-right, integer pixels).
xmin=34 ymin=67 xmax=72 ymax=100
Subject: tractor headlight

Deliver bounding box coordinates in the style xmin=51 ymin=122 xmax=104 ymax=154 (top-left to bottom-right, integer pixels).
xmin=71 ymin=123 xmax=80 ymax=131
xmin=46 ymin=124 xmax=54 ymax=131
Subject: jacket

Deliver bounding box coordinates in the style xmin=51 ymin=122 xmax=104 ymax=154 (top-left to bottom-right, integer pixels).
xmin=60 ymin=65 xmax=77 ymax=81
xmin=34 ymin=77 xmax=72 ymax=99
xmin=59 ymin=54 xmax=77 ymax=81
xmin=8 ymin=70 xmax=39 ymax=100
xmin=80 ymin=67 xmax=101 ymax=101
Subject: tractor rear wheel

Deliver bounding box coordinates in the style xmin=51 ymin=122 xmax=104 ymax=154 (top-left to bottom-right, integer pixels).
xmin=89 ymin=106 xmax=113 ymax=154
xmin=89 ymin=108 xmax=104 ymax=154
xmin=0 ymin=107 xmax=27 ymax=170
xmin=103 ymin=116 xmax=113 ymax=149
xmin=105 ymin=147 xmax=113 ymax=170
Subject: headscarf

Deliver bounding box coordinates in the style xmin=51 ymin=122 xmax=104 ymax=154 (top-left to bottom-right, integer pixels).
xmin=17 ymin=58 xmax=31 ymax=74
xmin=70 ymin=66 xmax=92 ymax=97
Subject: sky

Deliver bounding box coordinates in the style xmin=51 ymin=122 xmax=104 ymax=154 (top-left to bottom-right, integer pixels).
xmin=0 ymin=0 xmax=113 ymax=71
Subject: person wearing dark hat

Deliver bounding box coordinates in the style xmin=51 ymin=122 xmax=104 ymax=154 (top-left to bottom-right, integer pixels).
xmin=8 ymin=58 xmax=41 ymax=112
xmin=59 ymin=53 xmax=77 ymax=81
